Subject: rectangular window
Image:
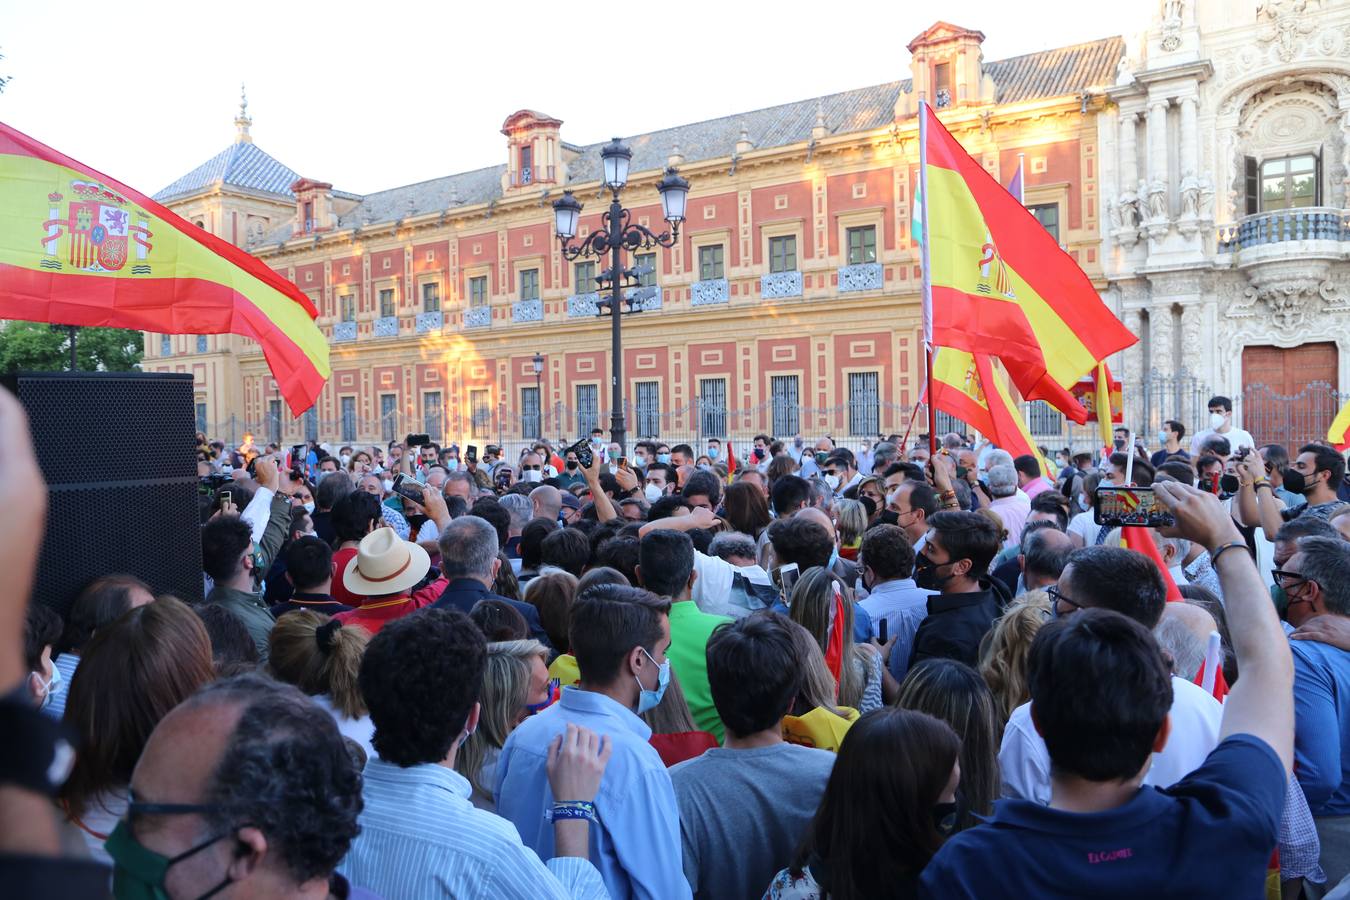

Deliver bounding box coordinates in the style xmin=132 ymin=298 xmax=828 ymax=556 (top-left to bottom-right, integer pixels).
xmin=469 ymin=390 xmax=491 ymax=439
xmin=378 ymin=288 xmax=395 ymax=318
xmin=699 ymin=378 xmax=727 ymax=438
xmin=469 ymin=275 xmax=488 ymax=307
xmin=770 ymin=375 xmax=800 ymax=439
xmin=847 ymin=371 xmax=880 ymax=437
xmin=574 ymin=261 xmax=596 ymax=293
xmin=339 ymin=294 xmax=355 ymax=322
xmin=195 ymin=402 xmax=207 ymax=435
xmin=846 ymin=225 xmax=877 ymax=265
xmin=303 ymin=200 xmax=314 ymax=232
xmin=698 ymin=245 xmax=724 ymax=281
xmin=379 ymin=394 xmax=397 ymax=443
xmin=769 ymin=235 xmax=797 ymax=273
xmin=303 ymin=407 xmax=318 ymax=442
xmin=521 ymin=386 xmax=541 ymax=440
xmin=635 ymin=381 xmax=660 ymax=438
xmin=1260 ymin=154 xmax=1319 ymax=211
xmin=267 ymin=399 xmax=281 ymax=444
xmin=575 ymin=384 xmax=599 ymax=437
xmin=1026 ymin=399 xmax=1063 ymax=436
xmin=520 ymin=145 xmax=533 ymax=184
xmin=160 ymin=335 xmax=171 ymax=356
xmin=421 ymin=283 xmax=440 ymax=313
xmin=423 ymin=391 xmax=443 ymax=441
xmin=519 ymin=269 xmax=540 ymax=301
xmin=635 ymin=252 xmax=657 ymax=287
xmin=340 ymin=397 xmax=356 ymax=442
xmin=1028 ymin=203 xmax=1060 ymax=242
xmin=196 ymin=335 xmax=208 ymax=354
xmin=935 ymin=410 xmax=964 ymax=437
xmin=934 ymin=63 xmax=951 ymax=94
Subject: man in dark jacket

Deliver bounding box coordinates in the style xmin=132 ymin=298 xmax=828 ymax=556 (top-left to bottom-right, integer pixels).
xmin=430 ymin=515 xmax=550 ymax=647
xmin=910 ymin=510 xmax=1002 ymax=669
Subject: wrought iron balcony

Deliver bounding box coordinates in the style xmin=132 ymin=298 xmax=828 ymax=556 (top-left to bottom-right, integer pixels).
xmin=691 ymin=278 xmax=729 ymax=306
xmin=464 ymin=306 xmax=491 ymax=328
xmin=374 ymin=316 xmax=399 ymax=338
xmin=568 ymin=292 xmax=600 ymax=318
xmin=415 ymin=311 xmax=443 ymax=334
xmin=333 ymin=321 xmax=357 ymax=343
xmin=837 ymin=262 xmax=883 ymax=293
xmin=632 ymin=288 xmax=662 ymax=312
xmin=761 ymin=270 xmax=803 ymax=299
xmin=513 ymin=299 xmax=543 ymax=323
xmin=1217 ymin=208 xmax=1350 ymax=252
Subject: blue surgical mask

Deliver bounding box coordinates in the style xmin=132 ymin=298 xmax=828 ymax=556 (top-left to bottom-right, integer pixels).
xmin=657 ymin=453 xmax=672 ymax=465
xmin=707 ymin=447 xmax=720 ymax=460
xmin=635 ymin=647 xmax=670 ymax=714
xmin=827 ymin=543 xmax=839 ymax=573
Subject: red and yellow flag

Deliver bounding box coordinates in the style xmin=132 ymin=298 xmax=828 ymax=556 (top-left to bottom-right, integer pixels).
xmin=919 ymin=103 xmax=1137 ymax=409
xmin=1121 ymin=526 xmax=1185 ymax=603
xmin=928 ymin=347 xmax=1041 ymax=463
xmin=1329 ymin=397 xmax=1350 ymax=451
xmin=0 ymin=123 xmax=329 ymax=414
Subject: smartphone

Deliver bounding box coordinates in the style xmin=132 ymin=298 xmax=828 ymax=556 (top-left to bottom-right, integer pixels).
xmin=219 ymin=489 xmax=233 ymax=508
xmin=1202 ymin=472 xmax=1221 ymax=495
xmin=773 ymin=563 xmax=801 ymax=602
xmin=1093 ymin=486 xmax=1175 ymax=529
xmin=391 ymin=473 xmax=424 ymax=503
xmin=564 ymin=437 xmax=594 ymax=470
xmin=495 ymin=469 xmax=513 ymax=488
xmin=405 ymin=433 xmax=431 ymax=448
xmin=878 ymin=617 xmax=889 ymax=643
xmin=467 ymin=445 xmax=478 ymax=464
xmin=619 ymin=456 xmax=628 ymax=470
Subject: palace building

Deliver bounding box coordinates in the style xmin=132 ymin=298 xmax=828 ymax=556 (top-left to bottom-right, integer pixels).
xmin=145 ymin=22 xmax=1120 ymax=452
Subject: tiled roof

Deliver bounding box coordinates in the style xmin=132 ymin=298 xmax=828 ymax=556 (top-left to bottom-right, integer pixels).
xmin=154 ymin=141 xmax=300 ymax=202
xmin=254 ymin=35 xmax=1122 ymax=245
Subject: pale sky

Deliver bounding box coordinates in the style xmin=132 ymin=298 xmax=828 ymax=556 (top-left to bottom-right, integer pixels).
xmin=0 ymin=0 xmax=1153 ymax=198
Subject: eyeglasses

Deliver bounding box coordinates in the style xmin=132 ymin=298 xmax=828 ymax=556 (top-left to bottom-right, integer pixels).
xmin=1271 ymin=569 xmax=1310 ymax=589
xmin=1046 ymin=584 xmax=1084 ymax=618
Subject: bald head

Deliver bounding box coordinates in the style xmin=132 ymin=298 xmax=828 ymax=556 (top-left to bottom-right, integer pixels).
xmin=530 ymin=484 xmax=562 ymax=522
xmin=795 ymin=505 xmax=836 ymax=542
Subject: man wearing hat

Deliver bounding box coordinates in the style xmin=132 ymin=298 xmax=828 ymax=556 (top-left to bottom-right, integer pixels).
xmin=334 ymin=528 xmax=431 ymax=635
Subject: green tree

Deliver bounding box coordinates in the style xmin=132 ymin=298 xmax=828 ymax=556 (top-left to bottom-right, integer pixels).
xmin=0 ymin=322 xmax=143 ymax=373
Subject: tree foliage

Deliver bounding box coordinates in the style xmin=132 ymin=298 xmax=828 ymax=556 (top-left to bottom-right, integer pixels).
xmin=0 ymin=322 xmax=143 ymax=374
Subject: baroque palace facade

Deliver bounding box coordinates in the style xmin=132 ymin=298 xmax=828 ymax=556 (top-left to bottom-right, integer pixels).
xmin=146 ymin=21 xmax=1122 ymax=450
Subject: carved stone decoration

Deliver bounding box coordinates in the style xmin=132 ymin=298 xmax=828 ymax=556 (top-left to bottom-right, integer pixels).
xmin=1180 ymin=303 xmax=1204 ymax=362
xmin=1149 ymin=304 xmax=1176 ymax=376
xmin=1256 ymin=0 xmax=1317 ymax=63
xmin=1180 ymin=173 xmax=1201 ymax=220
xmin=1107 ymin=199 xmax=1123 ymax=232
xmin=1118 ymin=186 xmax=1142 ymax=230
xmin=1198 ymin=176 xmax=1216 ymax=223
xmin=1147 ymin=179 xmax=1169 ymax=221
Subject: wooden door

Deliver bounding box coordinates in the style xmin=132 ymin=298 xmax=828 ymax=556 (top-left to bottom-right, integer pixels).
xmin=1241 ymin=342 xmax=1339 ymax=450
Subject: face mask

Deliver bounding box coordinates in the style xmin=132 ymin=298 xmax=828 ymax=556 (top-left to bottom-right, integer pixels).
xmin=635 ymin=455 xmax=649 ymax=467
xmin=657 ymin=453 xmax=672 ymax=465
xmin=644 ymin=483 xmax=664 ymax=504
xmin=302 ymin=501 xmax=315 ymax=514
xmin=566 ymin=460 xmax=578 ymax=471
xmin=793 ymin=437 xmax=804 ymax=450
xmin=913 ymin=553 xmax=954 ymax=591
xmin=339 ymin=454 xmax=351 ymax=466
xmin=1272 ymin=582 xmax=1288 ymax=613
xmin=1157 ymin=430 xmax=1169 ymax=446
xmin=607 ymin=449 xmax=619 ymax=461
xmin=635 ymin=647 xmax=670 ymax=714
xmin=106 ymin=818 xmax=231 ymax=900
xmin=707 ymin=447 xmax=720 ymax=460
xmin=815 ymin=451 xmax=829 ymax=466
xmin=1210 ymin=412 xmax=1227 ymax=430
xmin=526 ymin=679 xmax=561 ymax=715
xmin=697 ymin=463 xmax=711 ymax=472
xmin=753 ymin=447 xmax=765 ymax=460
xmin=824 ymin=474 xmax=840 ymax=491
xmin=522 ymin=469 xmax=543 ymax=483
xmin=932 ymin=801 xmax=960 ymax=837
xmin=30 ymin=665 xmax=58 ymax=710
xmin=1112 ymin=438 xmax=1126 ymax=450
xmin=826 ymin=544 xmax=839 ymax=573
xmin=1283 ymin=468 xmax=1309 ymax=494
xmin=381 ymin=479 xmax=394 ymax=493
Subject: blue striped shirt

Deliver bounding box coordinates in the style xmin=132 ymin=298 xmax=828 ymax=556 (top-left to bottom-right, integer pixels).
xmin=338 ymin=758 xmax=608 ymax=900
xmin=496 ymin=687 xmax=692 ymax=900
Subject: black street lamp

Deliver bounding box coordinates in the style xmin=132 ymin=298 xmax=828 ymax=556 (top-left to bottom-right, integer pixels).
xmin=552 ymin=138 xmax=689 ymax=453
xmin=532 ymin=351 xmax=545 ymax=441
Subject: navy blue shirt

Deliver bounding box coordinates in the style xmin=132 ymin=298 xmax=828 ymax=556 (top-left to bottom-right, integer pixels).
xmin=919 ymin=734 xmax=1285 ymax=899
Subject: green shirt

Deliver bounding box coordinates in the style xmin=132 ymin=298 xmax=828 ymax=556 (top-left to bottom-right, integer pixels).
xmin=668 ymin=600 xmax=732 ymax=743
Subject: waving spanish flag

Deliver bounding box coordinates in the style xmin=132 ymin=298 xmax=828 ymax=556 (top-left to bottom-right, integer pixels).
xmin=919 ymin=103 xmax=1136 ymax=409
xmin=0 ymin=123 xmax=329 ymax=414
xmin=927 ymin=347 xmax=1041 ymax=463
xmin=1329 ymin=397 xmax=1350 ymax=451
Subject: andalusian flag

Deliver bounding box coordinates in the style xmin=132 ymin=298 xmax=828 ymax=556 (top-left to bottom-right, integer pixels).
xmin=1329 ymin=397 xmax=1350 ymax=451
xmin=928 ymin=347 xmax=1042 ymax=463
xmin=918 ymin=102 xmax=1136 ymax=412
xmin=0 ymin=123 xmax=329 ymax=413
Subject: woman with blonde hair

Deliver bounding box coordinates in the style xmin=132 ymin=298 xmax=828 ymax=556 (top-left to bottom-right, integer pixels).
xmin=833 ymin=499 xmax=868 ymax=562
xmin=976 ymin=507 xmax=1008 ymax=549
xmin=979 ymin=591 xmax=1052 ymax=726
xmin=781 ymin=616 xmax=860 ymax=753
xmin=855 ymin=475 xmax=887 ymax=527
xmin=268 ymin=610 xmax=374 ymax=758
xmin=789 ymin=567 xmax=884 ymax=712
xmin=455 ymin=638 xmax=551 ymax=811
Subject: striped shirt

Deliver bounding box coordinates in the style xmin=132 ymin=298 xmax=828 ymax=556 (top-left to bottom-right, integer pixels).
xmin=338 ymin=758 xmax=608 ymax=900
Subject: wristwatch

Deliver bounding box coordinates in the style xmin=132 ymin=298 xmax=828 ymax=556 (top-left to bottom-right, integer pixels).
xmin=0 ymin=687 xmax=76 ymax=796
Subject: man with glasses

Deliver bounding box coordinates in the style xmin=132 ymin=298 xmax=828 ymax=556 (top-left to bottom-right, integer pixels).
xmin=109 ymin=674 xmax=365 ymax=898
xmin=1001 ymin=545 xmax=1222 ymax=806
xmin=518 ymin=451 xmax=546 ymax=485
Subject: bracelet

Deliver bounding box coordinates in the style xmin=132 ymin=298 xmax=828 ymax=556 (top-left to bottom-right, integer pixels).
xmin=1254 ymin=481 xmax=1272 ymax=491
xmin=547 ymin=801 xmax=597 ymax=823
xmin=1209 ymin=541 xmax=1249 ymax=565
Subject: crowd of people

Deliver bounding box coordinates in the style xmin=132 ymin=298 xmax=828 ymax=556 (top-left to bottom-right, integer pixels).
xmin=10 ymin=390 xmax=1350 ymax=897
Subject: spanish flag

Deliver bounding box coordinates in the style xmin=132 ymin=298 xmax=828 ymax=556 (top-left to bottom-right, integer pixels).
xmin=928 ymin=346 xmax=1040 ymax=463
xmin=1329 ymin=397 xmax=1350 ymax=451
xmin=1095 ymin=361 xmax=1117 ymax=449
xmin=919 ymin=103 xmax=1136 ymax=410
xmin=0 ymin=123 xmax=329 ymax=414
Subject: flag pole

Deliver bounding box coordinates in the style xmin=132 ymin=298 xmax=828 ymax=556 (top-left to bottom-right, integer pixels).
xmin=1015 ymin=152 xmax=1026 ymax=205
xmin=920 ymin=100 xmax=937 ymax=457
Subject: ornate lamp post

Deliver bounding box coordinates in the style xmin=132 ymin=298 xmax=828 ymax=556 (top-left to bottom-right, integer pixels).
xmin=552 ymin=138 xmax=689 ymax=453
xmin=531 ymin=351 xmax=545 ymax=441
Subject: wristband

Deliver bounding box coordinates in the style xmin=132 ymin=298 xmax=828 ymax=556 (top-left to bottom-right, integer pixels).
xmin=1209 ymin=541 xmax=1248 ymax=565
xmin=1255 ymin=481 xmax=1272 ymax=491
xmin=547 ymin=800 xmax=597 ymax=823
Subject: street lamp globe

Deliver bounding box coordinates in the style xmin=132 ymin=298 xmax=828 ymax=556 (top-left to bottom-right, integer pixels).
xmin=552 ymin=190 xmax=582 ymax=239
xmin=657 ymin=167 xmax=690 ymax=226
xmin=532 ymin=352 xmax=544 ymax=375
xmin=601 ymin=137 xmax=632 ymax=191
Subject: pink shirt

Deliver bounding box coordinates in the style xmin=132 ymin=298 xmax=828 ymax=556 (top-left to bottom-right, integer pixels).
xmin=1022 ymin=477 xmax=1053 ymax=500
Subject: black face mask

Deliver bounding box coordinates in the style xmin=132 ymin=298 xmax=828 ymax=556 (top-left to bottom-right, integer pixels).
xmin=879 ymin=509 xmax=900 ymax=526
xmin=1283 ymin=468 xmax=1310 ymax=495
xmin=932 ymin=801 xmax=960 ymax=837
xmin=914 ymin=553 xmax=954 ymax=591
xmin=566 ymin=460 xmax=578 ymax=471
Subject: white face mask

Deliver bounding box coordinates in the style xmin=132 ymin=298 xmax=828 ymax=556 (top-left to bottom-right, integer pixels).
xmin=1210 ymin=412 xmax=1226 ymax=430
xmin=644 ymin=483 xmax=664 ymax=504
xmin=522 ymin=469 xmax=543 ymax=483
xmin=381 ymin=479 xmax=395 ymax=493
xmin=824 ymin=474 xmax=841 ymax=491
xmin=339 ymin=454 xmax=351 ymax=466
xmin=31 ymin=664 xmax=59 ymax=710
xmin=303 ymin=502 xmax=316 ymax=514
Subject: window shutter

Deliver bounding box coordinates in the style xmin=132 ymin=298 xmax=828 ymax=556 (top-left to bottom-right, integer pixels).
xmin=1316 ymin=148 xmax=1323 ymax=206
xmin=1244 ymin=156 xmax=1259 ymax=215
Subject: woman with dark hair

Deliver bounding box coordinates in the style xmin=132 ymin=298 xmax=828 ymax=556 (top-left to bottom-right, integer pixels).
xmin=470 ymin=598 xmax=530 ymax=642
xmin=896 ymin=658 xmax=1002 ymax=829
xmin=329 ymin=490 xmax=382 ymax=607
xmin=48 ymin=574 xmax=156 ymax=719
xmin=492 ymin=549 xmax=522 ymax=600
xmin=723 ymin=480 xmax=771 ymax=541
xmin=59 ymin=596 xmax=215 ymax=864
xmin=524 ymin=570 xmax=578 ymax=658
xmin=767 ymin=707 xmax=961 ymax=899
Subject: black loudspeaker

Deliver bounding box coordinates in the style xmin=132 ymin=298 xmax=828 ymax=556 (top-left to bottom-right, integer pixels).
xmin=4 ymin=372 xmax=202 ymax=616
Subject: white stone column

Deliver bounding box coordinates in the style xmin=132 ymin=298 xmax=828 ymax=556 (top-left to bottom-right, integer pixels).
xmin=1179 ymin=96 xmax=1199 ymax=178
xmin=1148 ymin=99 xmax=1169 ymax=184
xmin=1118 ymin=110 xmax=1138 ymax=191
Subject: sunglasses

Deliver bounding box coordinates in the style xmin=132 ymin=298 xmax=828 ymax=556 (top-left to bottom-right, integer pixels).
xmin=522 ymin=464 xmax=542 ymax=471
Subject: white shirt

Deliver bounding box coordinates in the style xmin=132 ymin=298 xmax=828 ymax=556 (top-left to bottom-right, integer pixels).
xmin=1067 ymin=509 xmax=1102 ymax=546
xmin=999 ymin=675 xmax=1222 ymax=805
xmin=1190 ymin=427 xmax=1257 ymax=456
xmin=311 ymin=693 xmax=376 ymax=762
xmin=240 ymin=485 xmax=276 ymax=543
xmin=691 ymin=550 xmax=775 ymax=618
